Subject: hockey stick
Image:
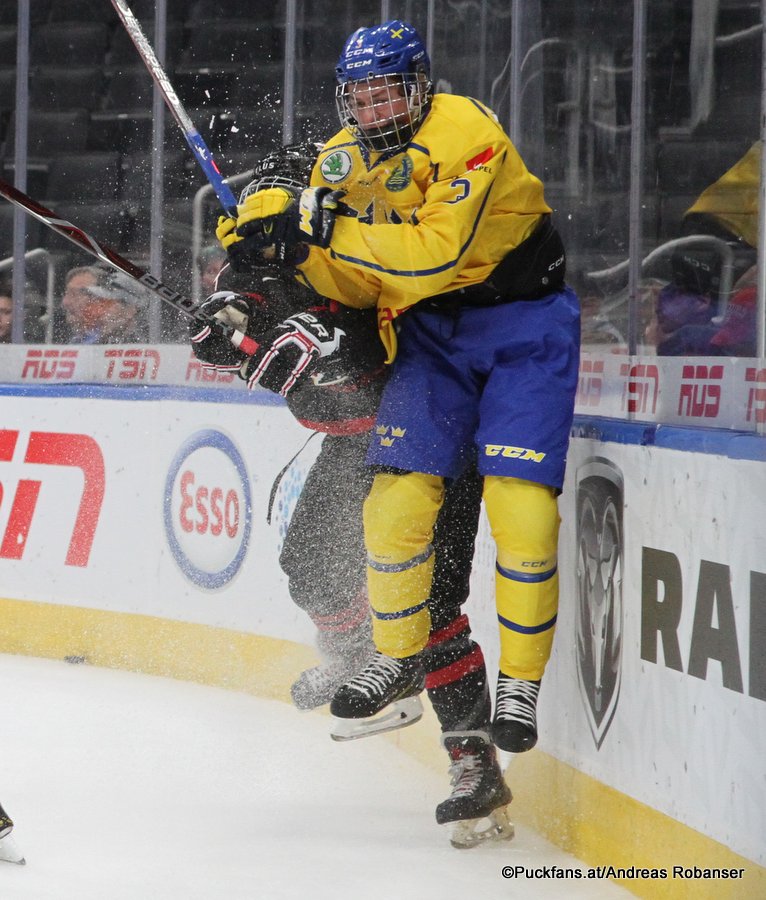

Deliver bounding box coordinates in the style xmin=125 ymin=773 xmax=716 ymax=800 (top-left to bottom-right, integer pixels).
xmin=109 ymin=0 xmax=239 ymax=216
xmin=0 ymin=177 xmax=256 ymax=355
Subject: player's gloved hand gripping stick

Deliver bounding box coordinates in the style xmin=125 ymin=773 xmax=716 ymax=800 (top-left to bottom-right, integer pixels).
xmin=0 ymin=177 xmax=256 ymax=356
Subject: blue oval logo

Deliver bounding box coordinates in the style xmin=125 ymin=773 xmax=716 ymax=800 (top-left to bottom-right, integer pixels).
xmin=164 ymin=430 xmax=252 ymax=590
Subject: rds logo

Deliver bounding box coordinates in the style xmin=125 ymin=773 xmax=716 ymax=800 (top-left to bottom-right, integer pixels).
xmin=164 ymin=430 xmax=252 ymax=590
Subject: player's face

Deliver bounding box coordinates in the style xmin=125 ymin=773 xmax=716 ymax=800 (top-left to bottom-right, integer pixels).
xmin=348 ymin=75 xmax=409 ymax=131
xmin=62 ymin=273 xmax=97 ymax=329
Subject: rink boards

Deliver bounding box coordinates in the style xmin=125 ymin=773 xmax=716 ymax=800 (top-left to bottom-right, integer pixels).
xmin=0 ymin=344 xmax=763 ymax=898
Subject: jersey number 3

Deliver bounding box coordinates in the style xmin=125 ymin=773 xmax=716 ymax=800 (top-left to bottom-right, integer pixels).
xmin=446 ymin=178 xmax=471 ymax=204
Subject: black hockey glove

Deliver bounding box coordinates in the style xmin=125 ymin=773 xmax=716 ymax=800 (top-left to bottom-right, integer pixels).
xmin=189 ymin=291 xmax=252 ymax=369
xmin=234 ymin=186 xmax=344 ymax=257
xmin=239 ymin=309 xmax=346 ymax=397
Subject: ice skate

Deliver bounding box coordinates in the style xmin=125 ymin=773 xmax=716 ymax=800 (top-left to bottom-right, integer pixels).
xmin=329 ymin=651 xmax=425 ymax=741
xmin=491 ymin=674 xmax=540 ymax=753
xmin=0 ymin=807 xmax=24 ymax=865
xmin=0 ymin=805 xmax=11 ymax=840
xmin=291 ymin=656 xmax=369 ymax=710
xmin=292 ymin=618 xmax=374 ymax=711
xmin=0 ymin=835 xmax=25 ymax=865
xmin=436 ymin=731 xmax=514 ymax=849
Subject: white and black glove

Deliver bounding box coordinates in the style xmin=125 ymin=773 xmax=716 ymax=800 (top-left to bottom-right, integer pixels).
xmin=189 ymin=291 xmax=252 ymax=369
xmin=239 ymin=310 xmax=346 ymax=397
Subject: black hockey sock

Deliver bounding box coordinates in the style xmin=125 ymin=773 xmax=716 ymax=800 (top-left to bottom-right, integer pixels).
xmin=424 ymin=614 xmax=491 ymax=733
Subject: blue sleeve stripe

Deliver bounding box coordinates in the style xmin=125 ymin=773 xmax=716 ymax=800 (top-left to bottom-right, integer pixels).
xmin=496 ymin=561 xmax=558 ymax=583
xmin=497 ymin=612 xmax=558 ymax=635
xmin=330 ymin=183 xmax=494 ymax=278
xmin=467 ymin=97 xmax=492 ymax=118
xmin=408 ymin=141 xmax=430 ymax=157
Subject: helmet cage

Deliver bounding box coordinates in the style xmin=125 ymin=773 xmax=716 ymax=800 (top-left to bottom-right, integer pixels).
xmin=239 ymin=142 xmax=320 ymax=203
xmin=335 ymin=70 xmax=432 ymax=152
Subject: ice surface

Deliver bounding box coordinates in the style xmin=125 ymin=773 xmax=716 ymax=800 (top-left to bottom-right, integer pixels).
xmin=0 ymin=653 xmax=630 ymax=899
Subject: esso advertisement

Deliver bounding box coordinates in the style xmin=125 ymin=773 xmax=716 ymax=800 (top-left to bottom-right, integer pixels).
xmin=164 ymin=430 xmax=252 ymax=590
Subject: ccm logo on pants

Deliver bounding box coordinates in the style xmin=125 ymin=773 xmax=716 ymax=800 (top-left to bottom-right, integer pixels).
xmin=484 ymin=445 xmax=546 ymax=462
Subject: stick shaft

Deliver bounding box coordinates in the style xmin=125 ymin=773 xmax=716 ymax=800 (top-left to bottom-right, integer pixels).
xmin=110 ymin=0 xmax=239 ymax=216
xmin=0 ymin=176 xmax=257 ymax=356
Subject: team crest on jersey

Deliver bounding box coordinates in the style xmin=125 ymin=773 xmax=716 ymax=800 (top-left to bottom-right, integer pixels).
xmin=385 ymin=156 xmax=414 ymax=192
xmin=320 ymin=150 xmax=353 ymax=184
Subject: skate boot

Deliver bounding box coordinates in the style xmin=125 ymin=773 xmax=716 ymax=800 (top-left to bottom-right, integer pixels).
xmin=436 ymin=731 xmax=514 ymax=849
xmin=329 ymin=651 xmax=425 ymax=741
xmin=0 ymin=805 xmax=11 ymax=840
xmin=291 ymin=656 xmax=368 ymax=710
xmin=0 ymin=804 xmax=24 ymax=865
xmin=291 ymin=619 xmax=374 ymax=711
xmin=491 ymin=674 xmax=540 ymax=753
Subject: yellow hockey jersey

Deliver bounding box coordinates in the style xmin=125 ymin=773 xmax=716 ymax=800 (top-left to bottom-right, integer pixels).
xmin=297 ymin=93 xmax=551 ymax=360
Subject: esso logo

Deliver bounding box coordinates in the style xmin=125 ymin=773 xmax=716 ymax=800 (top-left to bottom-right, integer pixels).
xmin=164 ymin=430 xmax=252 ymax=589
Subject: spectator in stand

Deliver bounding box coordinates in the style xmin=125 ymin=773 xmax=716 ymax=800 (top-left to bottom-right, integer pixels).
xmin=59 ymin=264 xmax=149 ymax=344
xmin=0 ymin=274 xmax=47 ymax=343
xmin=0 ymin=281 xmax=11 ymax=343
xmin=197 ymin=245 xmax=228 ymax=296
xmin=644 ymin=247 xmax=724 ymax=355
xmin=709 ymin=264 xmax=758 ymax=356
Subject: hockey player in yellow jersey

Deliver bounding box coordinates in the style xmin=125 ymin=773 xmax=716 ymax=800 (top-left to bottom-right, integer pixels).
xmin=217 ymin=19 xmax=580 ymax=848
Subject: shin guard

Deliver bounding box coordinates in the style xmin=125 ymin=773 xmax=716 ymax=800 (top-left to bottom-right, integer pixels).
xmin=363 ymin=472 xmax=443 ymax=658
xmin=484 ymin=476 xmax=561 ymax=680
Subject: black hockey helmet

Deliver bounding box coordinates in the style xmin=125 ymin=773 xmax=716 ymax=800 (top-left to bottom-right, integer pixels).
xmin=239 ymin=141 xmax=323 ymax=203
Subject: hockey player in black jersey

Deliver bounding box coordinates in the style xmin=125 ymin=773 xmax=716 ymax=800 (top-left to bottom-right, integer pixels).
xmin=190 ymin=143 xmax=512 ymax=847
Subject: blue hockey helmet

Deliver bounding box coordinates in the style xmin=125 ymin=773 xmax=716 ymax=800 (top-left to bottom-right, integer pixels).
xmin=335 ymin=20 xmax=431 ymax=83
xmin=335 ymin=20 xmax=433 ymax=152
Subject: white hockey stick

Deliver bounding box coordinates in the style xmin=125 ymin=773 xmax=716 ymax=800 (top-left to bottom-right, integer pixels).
xmin=109 ymin=0 xmax=239 ymax=216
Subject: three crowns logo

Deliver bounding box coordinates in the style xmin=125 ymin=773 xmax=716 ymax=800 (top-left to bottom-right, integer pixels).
xmin=376 ymin=424 xmax=406 ymax=446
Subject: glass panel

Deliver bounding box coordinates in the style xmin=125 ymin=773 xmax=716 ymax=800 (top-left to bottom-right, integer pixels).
xmin=293 ymin=0 xmax=382 ymax=145
xmin=535 ymin=3 xmax=635 ymax=351
xmin=1 ymin=1 xmax=763 ymax=356
xmin=641 ymin=0 xmax=762 ymax=358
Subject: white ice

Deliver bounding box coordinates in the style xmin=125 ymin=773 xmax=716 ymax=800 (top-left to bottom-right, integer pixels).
xmin=0 ymin=653 xmax=631 ymax=899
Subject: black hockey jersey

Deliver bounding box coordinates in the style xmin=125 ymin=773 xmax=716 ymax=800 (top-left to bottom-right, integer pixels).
xmin=217 ymin=263 xmax=387 ymax=435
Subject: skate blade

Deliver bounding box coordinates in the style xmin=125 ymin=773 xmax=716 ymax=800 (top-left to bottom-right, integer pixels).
xmin=330 ymin=695 xmax=424 ymax=742
xmin=0 ymin=835 xmax=26 ymax=865
xmin=448 ymin=806 xmax=515 ymax=849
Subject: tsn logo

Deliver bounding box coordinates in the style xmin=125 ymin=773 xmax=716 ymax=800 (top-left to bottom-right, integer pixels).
xmin=104 ymin=348 xmax=160 ymax=381
xmin=0 ymin=429 xmax=104 ymax=566
xmin=620 ymin=363 xmax=659 ymax=415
